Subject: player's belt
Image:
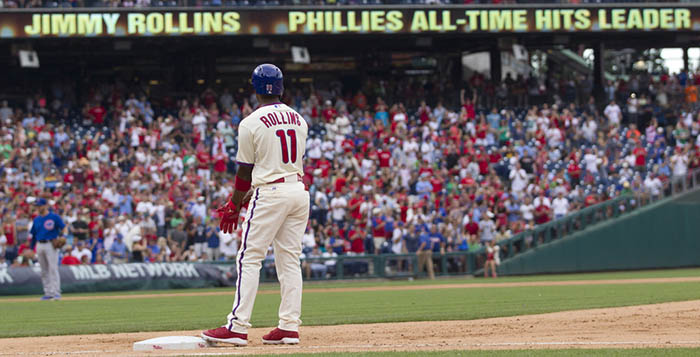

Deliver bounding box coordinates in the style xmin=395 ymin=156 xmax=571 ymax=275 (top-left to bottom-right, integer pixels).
xmin=267 ymin=174 xmax=302 ymax=185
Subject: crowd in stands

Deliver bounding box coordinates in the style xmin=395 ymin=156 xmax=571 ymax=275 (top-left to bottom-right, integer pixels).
xmin=0 ymin=0 xmax=682 ymax=9
xmin=0 ymin=66 xmax=699 ymax=275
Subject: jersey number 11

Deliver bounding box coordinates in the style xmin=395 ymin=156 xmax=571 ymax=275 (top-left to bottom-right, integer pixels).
xmin=275 ymin=129 xmax=297 ymax=164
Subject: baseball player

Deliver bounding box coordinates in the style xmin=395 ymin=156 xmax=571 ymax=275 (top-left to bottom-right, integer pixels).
xmin=30 ymin=198 xmax=66 ymax=301
xmin=202 ymin=64 xmax=309 ymax=346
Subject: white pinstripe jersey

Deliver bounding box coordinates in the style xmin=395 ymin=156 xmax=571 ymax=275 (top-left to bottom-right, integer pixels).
xmin=235 ymin=102 xmax=308 ymax=187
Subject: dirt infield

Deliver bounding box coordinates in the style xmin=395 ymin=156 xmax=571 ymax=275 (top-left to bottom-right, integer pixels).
xmin=4 ymin=276 xmax=700 ymax=303
xmin=2 ymin=299 xmax=700 ymax=356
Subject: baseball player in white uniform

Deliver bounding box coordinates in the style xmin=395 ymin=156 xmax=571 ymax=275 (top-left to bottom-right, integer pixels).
xmin=202 ymin=64 xmax=310 ymax=346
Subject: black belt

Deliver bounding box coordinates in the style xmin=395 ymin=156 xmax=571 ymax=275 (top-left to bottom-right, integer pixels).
xmin=38 ymin=240 xmax=53 ymax=244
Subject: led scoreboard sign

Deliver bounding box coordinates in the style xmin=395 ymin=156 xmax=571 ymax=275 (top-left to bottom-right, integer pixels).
xmin=0 ymin=6 xmax=697 ymax=38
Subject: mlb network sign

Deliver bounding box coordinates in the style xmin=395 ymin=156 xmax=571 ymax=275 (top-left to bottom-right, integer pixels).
xmin=0 ymin=6 xmax=698 ymax=38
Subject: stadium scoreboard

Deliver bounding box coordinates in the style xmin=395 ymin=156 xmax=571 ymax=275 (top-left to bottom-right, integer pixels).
xmin=0 ymin=6 xmax=698 ymax=38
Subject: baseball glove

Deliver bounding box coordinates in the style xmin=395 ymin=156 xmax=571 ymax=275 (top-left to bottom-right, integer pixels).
xmin=52 ymin=237 xmax=67 ymax=249
xmin=217 ymin=199 xmax=240 ymax=234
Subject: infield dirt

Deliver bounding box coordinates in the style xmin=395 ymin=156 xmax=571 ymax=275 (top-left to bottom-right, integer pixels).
xmin=2 ymin=291 xmax=699 ymax=356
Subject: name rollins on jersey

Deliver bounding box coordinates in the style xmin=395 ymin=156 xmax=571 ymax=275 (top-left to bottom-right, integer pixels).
xmin=259 ymin=112 xmax=303 ymax=128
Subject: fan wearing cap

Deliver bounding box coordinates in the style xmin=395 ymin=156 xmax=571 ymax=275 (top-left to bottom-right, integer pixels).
xmin=29 ymin=198 xmax=66 ymax=301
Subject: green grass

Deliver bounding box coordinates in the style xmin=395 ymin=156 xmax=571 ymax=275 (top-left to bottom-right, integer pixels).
xmin=3 ymin=267 xmax=700 ymax=300
xmin=247 ymin=350 xmax=700 ymax=357
xmin=2 ymin=277 xmax=700 ymax=338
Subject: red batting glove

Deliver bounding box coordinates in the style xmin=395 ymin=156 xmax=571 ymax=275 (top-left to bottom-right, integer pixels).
xmin=216 ymin=199 xmax=240 ymax=234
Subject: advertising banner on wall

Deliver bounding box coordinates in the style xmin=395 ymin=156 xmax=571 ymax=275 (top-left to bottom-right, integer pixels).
xmin=0 ymin=6 xmax=698 ymax=38
xmin=0 ymin=262 xmax=235 ymax=295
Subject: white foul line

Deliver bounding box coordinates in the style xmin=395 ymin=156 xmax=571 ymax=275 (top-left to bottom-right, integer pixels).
xmin=3 ymin=341 xmax=700 ymax=356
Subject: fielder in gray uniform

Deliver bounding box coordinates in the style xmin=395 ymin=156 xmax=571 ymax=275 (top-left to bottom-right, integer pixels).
xmin=30 ymin=198 xmax=66 ymax=301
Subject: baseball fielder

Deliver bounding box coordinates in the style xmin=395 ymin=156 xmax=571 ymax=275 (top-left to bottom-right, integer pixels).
xmin=30 ymin=198 xmax=66 ymax=301
xmin=202 ymin=64 xmax=309 ymax=346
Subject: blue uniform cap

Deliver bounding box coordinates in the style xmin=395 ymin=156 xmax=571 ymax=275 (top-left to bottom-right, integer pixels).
xmin=35 ymin=198 xmax=47 ymax=206
xmin=251 ymin=64 xmax=284 ymax=96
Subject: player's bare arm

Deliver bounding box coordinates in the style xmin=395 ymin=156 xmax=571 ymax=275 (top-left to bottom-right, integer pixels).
xmin=230 ymin=165 xmax=254 ymax=207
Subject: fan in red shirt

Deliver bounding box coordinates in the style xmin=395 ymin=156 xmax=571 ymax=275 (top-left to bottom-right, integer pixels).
xmin=475 ymin=150 xmax=490 ymax=176
xmin=348 ymin=193 xmax=364 ymax=221
xmin=460 ymin=174 xmax=476 ymax=187
xmin=61 ymin=252 xmax=81 ymax=265
xmin=464 ymin=217 xmax=479 ymax=239
xmin=417 ymin=101 xmax=431 ymax=124
xmin=475 ymin=120 xmax=488 ymax=143
xmin=399 ymin=201 xmax=409 ymax=223
xmin=534 ymin=203 xmax=550 ymax=224
xmin=377 ymin=149 xmax=392 ymax=169
xmin=213 ymin=152 xmax=227 ymax=175
xmin=348 ymin=227 xmax=365 ymax=254
xmin=567 ymin=160 xmax=581 ymax=186
xmin=321 ymin=100 xmax=337 ymax=122
xmin=196 ymin=150 xmax=210 ymax=171
xmin=88 ymin=103 xmax=106 ymax=125
xmin=3 ymin=221 xmax=14 ymax=246
xmin=341 ymin=137 xmax=355 ymax=153
xmin=334 ymin=175 xmax=347 ymax=193
xmin=584 ymin=192 xmax=598 ymax=207
xmin=488 ymin=149 xmax=502 ymax=164
xmin=461 ymin=88 xmax=476 ymax=120
xmin=17 ymin=238 xmax=32 ymax=256
xmin=633 ymin=142 xmax=647 ymax=171
xmin=316 ymin=157 xmax=332 ymax=178
xmin=352 ymin=91 xmax=367 ymax=111
xmin=430 ymin=174 xmax=443 ymax=193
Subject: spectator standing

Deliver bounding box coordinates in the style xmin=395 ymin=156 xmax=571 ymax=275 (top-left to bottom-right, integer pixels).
xmin=206 ymin=227 xmax=220 ymax=261
xmin=330 ymin=193 xmax=347 ymax=227
xmin=109 ymin=234 xmax=128 ymax=264
xmin=644 ymin=172 xmax=664 ymax=201
xmin=484 ymin=241 xmax=498 ymax=278
xmin=70 ymin=210 xmax=89 ymax=243
xmin=192 ymin=217 xmax=207 ymax=258
xmin=219 ymin=230 xmax=238 ymax=261
xmin=509 ymin=162 xmax=528 ymax=196
xmin=169 ymin=222 xmax=188 ymax=252
xmin=479 ymin=212 xmax=496 ymax=244
xmin=604 ymin=100 xmax=622 ymax=127
xmin=671 ymin=147 xmax=689 ymax=179
xmin=416 ymin=227 xmax=435 ymax=280
xmin=552 ymin=192 xmax=570 ymax=220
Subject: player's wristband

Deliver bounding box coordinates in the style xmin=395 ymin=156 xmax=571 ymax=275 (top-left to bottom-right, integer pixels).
xmin=234 ymin=176 xmax=251 ymax=192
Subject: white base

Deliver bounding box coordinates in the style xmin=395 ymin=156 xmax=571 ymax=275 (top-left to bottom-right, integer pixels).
xmin=133 ymin=336 xmax=211 ymax=351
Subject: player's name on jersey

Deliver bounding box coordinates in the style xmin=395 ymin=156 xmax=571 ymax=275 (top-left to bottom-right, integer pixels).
xmin=259 ymin=111 xmax=304 ymax=129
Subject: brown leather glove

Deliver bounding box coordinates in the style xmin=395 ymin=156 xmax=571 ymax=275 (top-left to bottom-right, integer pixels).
xmin=52 ymin=237 xmax=67 ymax=249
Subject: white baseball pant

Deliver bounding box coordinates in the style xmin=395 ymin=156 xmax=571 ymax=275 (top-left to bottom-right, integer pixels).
xmin=226 ymin=180 xmax=309 ymax=334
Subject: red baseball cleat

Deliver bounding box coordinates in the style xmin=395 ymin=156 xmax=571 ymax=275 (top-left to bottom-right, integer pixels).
xmin=201 ymin=327 xmax=248 ymax=346
xmin=262 ymin=328 xmax=300 ymax=345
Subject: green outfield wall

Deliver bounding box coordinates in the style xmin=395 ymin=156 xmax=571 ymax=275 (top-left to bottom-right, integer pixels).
xmin=495 ymin=191 xmax=700 ymax=275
